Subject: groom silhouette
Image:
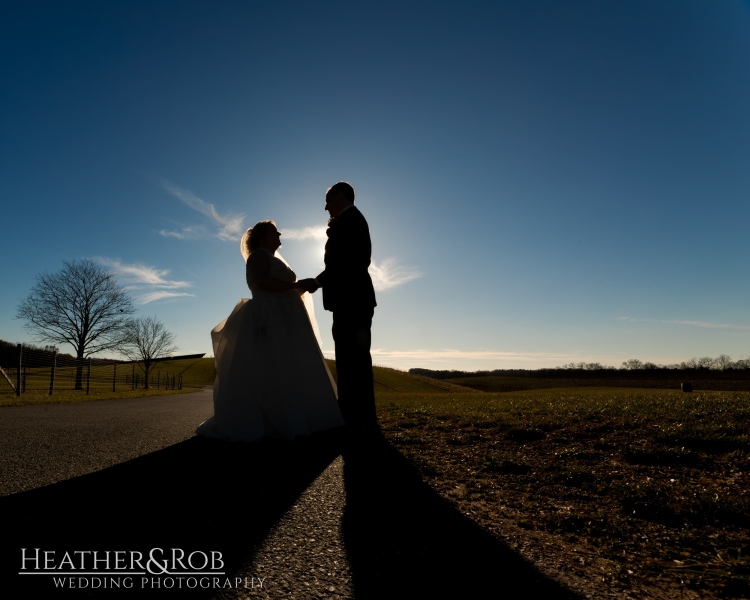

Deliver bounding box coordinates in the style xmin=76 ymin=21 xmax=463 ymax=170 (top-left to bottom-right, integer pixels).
xmin=301 ymin=182 xmax=378 ymax=435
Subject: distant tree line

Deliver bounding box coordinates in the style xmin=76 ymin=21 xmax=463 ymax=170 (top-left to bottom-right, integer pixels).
xmin=410 ymin=354 xmax=750 ymax=380
xmin=616 ymin=355 xmax=750 ymax=371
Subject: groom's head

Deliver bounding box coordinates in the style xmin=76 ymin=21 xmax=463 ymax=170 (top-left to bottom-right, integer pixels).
xmin=325 ymin=181 xmax=355 ymax=218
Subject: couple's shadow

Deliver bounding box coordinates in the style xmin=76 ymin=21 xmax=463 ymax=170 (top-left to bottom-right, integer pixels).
xmin=342 ymin=441 xmax=580 ymax=599
xmin=0 ymin=434 xmax=339 ymax=598
xmin=1 ymin=433 xmax=580 ymax=598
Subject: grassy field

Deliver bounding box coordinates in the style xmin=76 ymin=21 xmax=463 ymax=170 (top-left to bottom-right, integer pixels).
xmin=376 ymin=385 xmax=750 ymax=598
xmin=0 ymin=358 xmax=474 ymax=406
xmin=0 ymin=357 xmax=216 ymax=406
xmin=448 ymin=373 xmax=750 ymax=393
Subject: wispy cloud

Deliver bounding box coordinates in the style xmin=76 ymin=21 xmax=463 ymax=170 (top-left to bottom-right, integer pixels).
xmin=369 ymin=348 xmax=583 ymax=369
xmin=102 ymin=259 xmax=191 ymax=288
xmin=369 ymin=258 xmax=421 ymax=291
xmin=158 ymin=225 xmax=205 ymax=240
xmin=618 ymin=317 xmax=750 ymax=332
xmin=281 ymin=225 xmax=328 ymax=242
xmin=99 ymin=258 xmax=195 ymax=304
xmin=668 ymin=320 xmax=750 ymax=331
xmin=371 ymin=349 xmax=577 ymax=362
xmin=158 ymin=179 xmax=245 ymax=241
xmin=141 ymin=291 xmax=196 ymax=304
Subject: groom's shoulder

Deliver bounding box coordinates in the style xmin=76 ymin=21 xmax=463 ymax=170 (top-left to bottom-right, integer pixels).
xmin=343 ymin=205 xmax=368 ymax=224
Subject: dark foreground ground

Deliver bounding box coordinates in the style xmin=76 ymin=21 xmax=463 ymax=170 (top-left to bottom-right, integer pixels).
xmin=0 ymin=391 xmax=581 ymax=599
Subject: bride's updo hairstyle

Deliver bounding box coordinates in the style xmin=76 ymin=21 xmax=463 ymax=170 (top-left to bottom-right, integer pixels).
xmin=240 ymin=220 xmax=276 ymax=261
xmin=250 ymin=220 xmax=277 ymax=250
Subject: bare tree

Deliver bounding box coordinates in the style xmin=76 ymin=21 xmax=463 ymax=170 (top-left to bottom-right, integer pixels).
xmin=119 ymin=317 xmax=178 ymax=389
xmin=16 ymin=259 xmax=135 ymax=389
xmin=621 ymin=359 xmax=643 ymax=370
xmin=714 ymin=354 xmax=734 ymax=370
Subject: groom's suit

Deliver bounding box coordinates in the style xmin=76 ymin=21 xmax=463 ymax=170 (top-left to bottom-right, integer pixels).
xmin=316 ymin=205 xmax=377 ymax=431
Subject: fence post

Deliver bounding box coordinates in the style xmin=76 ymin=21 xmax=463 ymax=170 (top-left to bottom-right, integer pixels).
xmin=112 ymin=363 xmax=117 ymax=392
xmin=48 ymin=351 xmax=57 ymax=396
xmin=86 ymin=359 xmax=91 ymax=394
xmin=178 ymin=375 xmax=182 ymax=390
xmin=16 ymin=344 xmax=22 ymax=397
xmin=132 ymin=364 xmax=135 ymax=390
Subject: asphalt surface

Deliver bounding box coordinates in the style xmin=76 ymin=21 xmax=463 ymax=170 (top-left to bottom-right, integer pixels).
xmin=0 ymin=390 xmax=216 ymax=497
xmin=0 ymin=391 xmax=582 ymax=599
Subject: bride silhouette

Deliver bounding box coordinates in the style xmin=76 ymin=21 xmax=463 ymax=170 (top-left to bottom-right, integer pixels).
xmin=196 ymin=221 xmax=344 ymax=442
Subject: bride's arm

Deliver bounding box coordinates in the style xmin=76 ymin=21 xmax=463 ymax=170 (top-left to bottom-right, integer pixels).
xmin=247 ymin=251 xmax=306 ymax=292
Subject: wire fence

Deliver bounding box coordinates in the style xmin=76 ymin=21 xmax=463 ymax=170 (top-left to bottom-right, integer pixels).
xmin=0 ymin=344 xmax=184 ymax=397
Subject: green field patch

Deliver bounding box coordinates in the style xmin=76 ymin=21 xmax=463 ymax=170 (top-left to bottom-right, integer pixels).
xmin=0 ymin=356 xmax=216 ymax=405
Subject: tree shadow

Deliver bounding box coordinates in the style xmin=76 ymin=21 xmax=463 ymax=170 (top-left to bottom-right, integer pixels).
xmin=0 ymin=433 xmax=343 ymax=598
xmin=341 ymin=441 xmax=583 ymax=599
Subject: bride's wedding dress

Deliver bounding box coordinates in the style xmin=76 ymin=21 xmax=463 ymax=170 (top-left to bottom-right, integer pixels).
xmin=196 ymin=249 xmax=344 ymax=442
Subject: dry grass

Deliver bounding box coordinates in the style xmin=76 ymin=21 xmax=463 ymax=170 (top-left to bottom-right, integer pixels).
xmin=377 ymin=387 xmax=750 ymax=599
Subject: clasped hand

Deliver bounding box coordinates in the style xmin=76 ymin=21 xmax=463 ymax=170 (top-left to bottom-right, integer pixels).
xmin=297 ymin=278 xmax=319 ymax=293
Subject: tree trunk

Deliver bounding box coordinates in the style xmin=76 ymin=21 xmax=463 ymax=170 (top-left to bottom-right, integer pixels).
xmin=75 ymin=352 xmax=84 ymax=390
xmin=143 ymin=363 xmax=150 ymax=390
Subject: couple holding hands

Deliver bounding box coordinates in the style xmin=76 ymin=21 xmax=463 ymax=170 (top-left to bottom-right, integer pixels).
xmin=197 ymin=181 xmax=377 ymax=443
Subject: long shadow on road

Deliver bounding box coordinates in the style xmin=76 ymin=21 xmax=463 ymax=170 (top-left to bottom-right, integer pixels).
xmin=2 ymin=433 xmax=582 ymax=599
xmin=0 ymin=434 xmax=342 ymax=598
xmin=342 ymin=442 xmax=582 ymax=599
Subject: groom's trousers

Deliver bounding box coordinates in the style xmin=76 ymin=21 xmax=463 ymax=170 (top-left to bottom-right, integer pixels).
xmin=332 ymin=307 xmax=377 ymax=432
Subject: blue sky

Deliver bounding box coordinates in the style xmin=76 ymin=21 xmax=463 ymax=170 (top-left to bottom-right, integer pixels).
xmin=2 ymin=0 xmax=749 ymax=370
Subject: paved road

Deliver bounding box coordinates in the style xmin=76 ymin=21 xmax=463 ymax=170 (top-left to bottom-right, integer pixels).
xmin=0 ymin=389 xmax=216 ymax=497
xmin=0 ymin=391 xmax=582 ymax=599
